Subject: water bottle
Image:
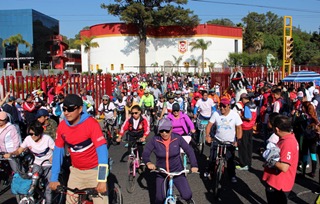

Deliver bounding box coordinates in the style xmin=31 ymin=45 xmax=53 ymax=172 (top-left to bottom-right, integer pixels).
xmin=27 ymin=165 xmax=34 ymax=177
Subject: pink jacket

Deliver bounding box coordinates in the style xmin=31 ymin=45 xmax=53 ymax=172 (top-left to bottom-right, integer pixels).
xmin=0 ymin=123 xmax=20 ymax=153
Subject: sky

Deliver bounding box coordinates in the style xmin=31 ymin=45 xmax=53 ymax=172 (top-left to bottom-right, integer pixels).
xmin=2 ymin=0 xmax=320 ymax=38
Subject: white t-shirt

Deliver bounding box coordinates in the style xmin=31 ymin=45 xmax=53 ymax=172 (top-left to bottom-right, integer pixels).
xmin=98 ymin=102 xmax=116 ymax=119
xmin=209 ymin=110 xmax=243 ymax=142
xmin=21 ymin=134 xmax=54 ymax=166
xmin=195 ymin=98 xmax=215 ymax=118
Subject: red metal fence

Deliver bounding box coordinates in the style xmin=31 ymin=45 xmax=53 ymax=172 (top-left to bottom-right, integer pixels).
xmin=0 ymin=74 xmax=112 ymax=109
xmin=211 ymin=66 xmax=320 ymax=91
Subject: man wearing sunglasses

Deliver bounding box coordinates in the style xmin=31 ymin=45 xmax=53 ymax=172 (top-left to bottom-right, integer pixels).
xmin=49 ymin=94 xmax=109 ymax=204
xmin=205 ymin=98 xmax=243 ymax=183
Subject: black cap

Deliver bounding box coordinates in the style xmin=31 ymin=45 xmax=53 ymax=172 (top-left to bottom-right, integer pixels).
xmin=172 ymin=103 xmax=180 ymax=111
xmin=63 ymin=94 xmax=83 ymax=108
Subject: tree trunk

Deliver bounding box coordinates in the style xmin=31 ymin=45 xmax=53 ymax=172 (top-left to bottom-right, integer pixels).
xmin=16 ymin=46 xmax=20 ymax=70
xmin=201 ymin=50 xmax=205 ymax=75
xmin=88 ymin=49 xmax=91 ymax=75
xmin=139 ymin=26 xmax=147 ymax=74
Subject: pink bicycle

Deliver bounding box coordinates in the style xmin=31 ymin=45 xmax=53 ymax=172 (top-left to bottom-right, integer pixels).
xmin=126 ymin=140 xmax=142 ymax=193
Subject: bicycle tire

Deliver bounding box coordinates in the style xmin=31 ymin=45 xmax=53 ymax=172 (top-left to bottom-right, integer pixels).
xmin=164 ymin=196 xmax=176 ymax=204
xmin=126 ymin=160 xmax=136 ymax=193
xmin=199 ymin=131 xmax=205 ymax=155
xmin=109 ymin=183 xmax=123 ymax=204
xmin=213 ymin=160 xmax=224 ymax=197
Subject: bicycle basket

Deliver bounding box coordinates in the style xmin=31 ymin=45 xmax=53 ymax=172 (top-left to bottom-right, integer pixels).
xmin=197 ymin=119 xmax=209 ymax=131
xmin=11 ymin=173 xmax=32 ymax=195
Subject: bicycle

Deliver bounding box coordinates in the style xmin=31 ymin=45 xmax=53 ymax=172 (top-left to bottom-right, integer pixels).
xmin=0 ymin=152 xmax=13 ymax=195
xmin=15 ymin=159 xmax=64 ymax=204
xmin=56 ymin=185 xmax=107 ymax=204
xmin=143 ymin=106 xmax=154 ymax=129
xmin=151 ymin=167 xmax=197 ymax=204
xmin=181 ymin=135 xmax=192 ymax=176
xmin=126 ymin=139 xmax=143 ymax=193
xmin=209 ymin=141 xmax=232 ymax=197
xmin=103 ymin=118 xmax=118 ymax=147
xmin=197 ymin=118 xmax=209 ymax=155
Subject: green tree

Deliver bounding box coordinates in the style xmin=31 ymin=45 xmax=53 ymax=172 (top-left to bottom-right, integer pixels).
xmin=101 ymin=0 xmax=199 ymax=73
xmin=2 ymin=34 xmax=32 ymax=70
xmin=207 ymin=18 xmax=235 ymax=27
xmin=75 ymin=36 xmax=99 ymax=75
xmin=189 ymin=39 xmax=212 ymax=74
xmin=172 ymin=55 xmax=183 ymax=72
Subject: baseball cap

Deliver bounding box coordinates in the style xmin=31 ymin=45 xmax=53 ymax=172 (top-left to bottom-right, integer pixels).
xmin=172 ymin=103 xmax=180 ymax=111
xmin=63 ymin=94 xmax=83 ymax=108
xmin=8 ymin=96 xmax=16 ymax=102
xmin=314 ymin=89 xmax=319 ymax=94
xmin=158 ymin=118 xmax=172 ymax=133
xmin=240 ymin=93 xmax=249 ymax=99
xmin=16 ymin=98 xmax=23 ymax=103
xmin=0 ymin=111 xmax=7 ymax=120
xmin=220 ymin=98 xmax=230 ymax=105
xmin=36 ymin=109 xmax=49 ymax=118
xmin=297 ymin=91 xmax=304 ymax=98
xmin=133 ymin=92 xmax=138 ymax=96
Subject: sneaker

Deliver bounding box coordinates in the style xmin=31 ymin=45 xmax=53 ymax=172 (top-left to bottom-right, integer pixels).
xmin=236 ymin=165 xmax=249 ymax=171
xmin=140 ymin=162 xmax=145 ymax=166
xmin=231 ymin=177 xmax=237 ymax=183
xmin=124 ymin=143 xmax=129 ymax=148
xmin=307 ymin=172 xmax=316 ymax=178
xmin=299 ymin=164 xmax=310 ymax=169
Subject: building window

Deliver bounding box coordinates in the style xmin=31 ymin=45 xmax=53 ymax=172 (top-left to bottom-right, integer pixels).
xmin=234 ymin=40 xmax=238 ymax=53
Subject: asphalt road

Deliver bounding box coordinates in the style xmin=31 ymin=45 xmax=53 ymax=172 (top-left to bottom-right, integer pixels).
xmin=1 ymin=131 xmax=319 ymax=204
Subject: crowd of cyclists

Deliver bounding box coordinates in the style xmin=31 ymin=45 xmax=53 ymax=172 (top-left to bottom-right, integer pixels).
xmin=0 ymin=72 xmax=320 ymax=203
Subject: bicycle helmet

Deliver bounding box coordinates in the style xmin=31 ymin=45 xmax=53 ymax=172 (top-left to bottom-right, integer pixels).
xmin=167 ymin=93 xmax=175 ymax=99
xmin=175 ymin=90 xmax=182 ymax=95
xmin=102 ymin=95 xmax=109 ymax=100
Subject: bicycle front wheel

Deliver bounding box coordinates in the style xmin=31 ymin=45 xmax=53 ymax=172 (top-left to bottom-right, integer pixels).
xmin=109 ymin=183 xmax=123 ymax=204
xmin=126 ymin=160 xmax=136 ymax=193
xmin=199 ymin=130 xmax=205 ymax=155
xmin=213 ymin=160 xmax=224 ymax=197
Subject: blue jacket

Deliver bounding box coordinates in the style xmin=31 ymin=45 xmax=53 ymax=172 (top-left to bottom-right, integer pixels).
xmin=142 ymin=133 xmax=198 ymax=172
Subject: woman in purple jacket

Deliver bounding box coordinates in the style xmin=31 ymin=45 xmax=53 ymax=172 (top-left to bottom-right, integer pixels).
xmin=167 ymin=103 xmax=196 ymax=136
xmin=142 ymin=118 xmax=198 ymax=204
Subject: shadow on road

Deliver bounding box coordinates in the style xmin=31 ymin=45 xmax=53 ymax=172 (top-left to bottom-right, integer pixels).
xmin=1 ymin=197 xmax=17 ymax=204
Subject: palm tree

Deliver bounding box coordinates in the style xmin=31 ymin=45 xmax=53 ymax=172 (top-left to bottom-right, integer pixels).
xmin=253 ymin=32 xmax=264 ymax=52
xmin=2 ymin=34 xmax=32 ymax=70
xmin=75 ymin=36 xmax=99 ymax=75
xmin=189 ymin=39 xmax=212 ymax=74
xmin=172 ymin=55 xmax=183 ymax=72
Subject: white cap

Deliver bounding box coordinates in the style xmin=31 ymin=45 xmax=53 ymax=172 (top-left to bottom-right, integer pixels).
xmin=314 ymin=89 xmax=319 ymax=94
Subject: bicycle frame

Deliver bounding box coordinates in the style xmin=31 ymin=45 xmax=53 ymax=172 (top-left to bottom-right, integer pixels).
xmin=152 ymin=168 xmax=190 ymax=204
xmin=128 ymin=141 xmax=140 ymax=177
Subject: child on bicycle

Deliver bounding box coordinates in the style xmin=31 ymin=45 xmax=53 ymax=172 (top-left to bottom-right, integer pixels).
xmin=142 ymin=118 xmax=198 ymax=204
xmin=5 ymin=121 xmax=54 ymax=203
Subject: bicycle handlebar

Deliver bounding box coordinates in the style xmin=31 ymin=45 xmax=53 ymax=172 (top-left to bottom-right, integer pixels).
xmin=151 ymin=167 xmax=190 ymax=176
xmin=56 ymin=185 xmax=107 ymax=197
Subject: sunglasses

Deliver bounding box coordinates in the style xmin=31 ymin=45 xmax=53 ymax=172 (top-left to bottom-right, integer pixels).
xmin=132 ymin=112 xmax=139 ymax=115
xmin=219 ymin=104 xmax=227 ymax=108
xmin=29 ymin=132 xmax=37 ymax=136
xmin=62 ymin=106 xmax=78 ymax=112
xmin=103 ymin=99 xmax=109 ymax=101
xmin=159 ymin=129 xmax=170 ymax=133
xmin=173 ymin=110 xmax=179 ymax=112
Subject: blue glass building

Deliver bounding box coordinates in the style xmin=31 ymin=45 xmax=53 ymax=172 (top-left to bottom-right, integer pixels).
xmin=0 ymin=9 xmax=59 ymax=69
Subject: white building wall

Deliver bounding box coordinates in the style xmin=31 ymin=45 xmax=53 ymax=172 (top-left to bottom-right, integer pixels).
xmin=81 ymin=35 xmax=242 ymax=74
